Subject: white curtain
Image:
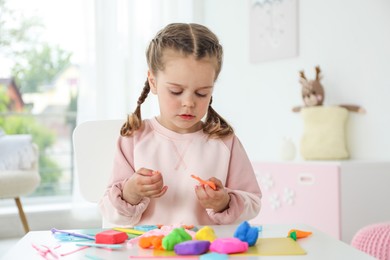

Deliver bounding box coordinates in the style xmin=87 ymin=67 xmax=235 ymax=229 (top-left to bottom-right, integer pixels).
xmin=77 ymin=0 xmax=204 ymax=123
xmin=72 ymin=0 xmax=203 ymax=216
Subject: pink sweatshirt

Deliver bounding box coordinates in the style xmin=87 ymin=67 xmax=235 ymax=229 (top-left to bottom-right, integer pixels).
xmin=99 ymin=117 xmax=261 ymax=227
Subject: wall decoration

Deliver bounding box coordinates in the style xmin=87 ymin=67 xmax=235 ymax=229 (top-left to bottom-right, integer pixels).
xmin=249 ymin=0 xmax=299 ymax=62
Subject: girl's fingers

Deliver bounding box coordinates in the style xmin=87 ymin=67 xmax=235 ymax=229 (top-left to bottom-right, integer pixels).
xmin=195 ymin=183 xmax=225 ymax=200
xmin=209 ymin=177 xmax=223 ymax=189
xmin=137 ymin=170 xmax=163 ymax=185
xmin=136 ymin=168 xmax=154 ymax=177
xmin=150 ymin=186 xmax=168 ymax=198
xmin=143 ymin=185 xmax=167 ymax=198
xmin=194 ymin=185 xmax=208 ymax=199
xmin=141 ymin=182 xmax=164 ymax=194
xmin=138 ymin=171 xmax=166 ymax=197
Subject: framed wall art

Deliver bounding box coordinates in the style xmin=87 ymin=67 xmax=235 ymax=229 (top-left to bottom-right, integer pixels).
xmin=250 ymin=0 xmax=299 ymax=63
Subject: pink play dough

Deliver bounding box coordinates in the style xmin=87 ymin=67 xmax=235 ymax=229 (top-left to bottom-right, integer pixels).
xmin=209 ymin=237 xmax=248 ymax=254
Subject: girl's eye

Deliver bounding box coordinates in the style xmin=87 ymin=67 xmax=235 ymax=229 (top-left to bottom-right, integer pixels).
xmin=196 ymin=93 xmax=208 ymax=97
xmin=170 ymin=91 xmax=182 ymax=95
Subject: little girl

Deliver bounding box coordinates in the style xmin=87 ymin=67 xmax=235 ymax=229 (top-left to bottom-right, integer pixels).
xmin=99 ymin=23 xmax=261 ymax=227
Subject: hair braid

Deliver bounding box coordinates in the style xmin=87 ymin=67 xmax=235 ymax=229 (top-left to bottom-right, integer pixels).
xmin=203 ymin=97 xmax=234 ymax=139
xmin=120 ymin=79 xmax=150 ymax=136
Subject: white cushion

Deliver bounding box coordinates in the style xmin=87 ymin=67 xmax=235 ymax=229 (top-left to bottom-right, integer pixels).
xmin=0 ymin=143 xmax=40 ymax=198
xmin=0 ymin=169 xmax=40 ymax=198
xmin=0 ymin=135 xmax=36 ymax=170
xmin=300 ymin=106 xmax=349 ymax=160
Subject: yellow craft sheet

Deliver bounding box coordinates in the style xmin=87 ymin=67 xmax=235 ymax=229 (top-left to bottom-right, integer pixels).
xmin=151 ymin=237 xmax=306 ymax=257
xmin=113 ymin=227 xmax=145 ymax=235
xmin=153 ymin=250 xmax=178 ymax=257
xmin=233 ymin=237 xmax=307 ymax=256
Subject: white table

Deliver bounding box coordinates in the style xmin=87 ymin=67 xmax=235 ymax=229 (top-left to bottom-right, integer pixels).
xmin=2 ymin=224 xmax=374 ymax=259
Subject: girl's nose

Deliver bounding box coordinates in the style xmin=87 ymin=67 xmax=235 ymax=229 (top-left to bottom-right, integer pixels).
xmin=182 ymin=95 xmax=195 ymax=107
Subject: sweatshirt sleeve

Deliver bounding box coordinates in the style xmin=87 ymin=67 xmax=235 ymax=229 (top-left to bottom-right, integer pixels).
xmin=99 ymin=135 xmax=150 ymax=227
xmin=207 ymin=136 xmax=262 ymax=224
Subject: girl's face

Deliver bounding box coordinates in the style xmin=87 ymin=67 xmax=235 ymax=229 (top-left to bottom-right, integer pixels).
xmin=148 ymin=50 xmax=217 ymax=134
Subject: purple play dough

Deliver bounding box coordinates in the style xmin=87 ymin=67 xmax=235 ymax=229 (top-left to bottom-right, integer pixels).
xmin=174 ymin=240 xmax=211 ymax=255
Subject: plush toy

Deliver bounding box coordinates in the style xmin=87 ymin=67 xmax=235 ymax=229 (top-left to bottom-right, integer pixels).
xmin=292 ymin=66 xmax=365 ymax=160
xmin=292 ymin=66 xmax=365 ymax=113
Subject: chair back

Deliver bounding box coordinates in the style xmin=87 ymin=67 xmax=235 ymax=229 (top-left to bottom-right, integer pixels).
xmin=73 ymin=120 xmax=124 ymax=202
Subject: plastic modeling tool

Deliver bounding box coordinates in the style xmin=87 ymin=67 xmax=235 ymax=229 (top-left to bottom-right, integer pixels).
xmin=75 ymin=243 xmax=123 ymax=249
xmin=51 ymin=228 xmax=95 ymax=240
xmin=191 ymin=174 xmax=217 ymax=190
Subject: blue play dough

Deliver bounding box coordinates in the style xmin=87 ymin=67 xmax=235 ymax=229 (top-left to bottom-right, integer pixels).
xmin=174 ymin=240 xmax=210 ymax=255
xmin=133 ymin=225 xmax=159 ymax=231
xmin=233 ymin=221 xmax=259 ymax=246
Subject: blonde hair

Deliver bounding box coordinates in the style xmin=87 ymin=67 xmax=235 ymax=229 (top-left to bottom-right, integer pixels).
xmin=121 ymin=23 xmax=234 ymax=139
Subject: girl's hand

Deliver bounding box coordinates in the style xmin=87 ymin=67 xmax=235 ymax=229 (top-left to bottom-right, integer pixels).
xmin=194 ymin=177 xmax=230 ymax=212
xmin=123 ymin=168 xmax=168 ymax=205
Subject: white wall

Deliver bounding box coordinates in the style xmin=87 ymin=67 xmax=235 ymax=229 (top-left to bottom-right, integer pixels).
xmin=202 ymin=0 xmax=390 ymax=161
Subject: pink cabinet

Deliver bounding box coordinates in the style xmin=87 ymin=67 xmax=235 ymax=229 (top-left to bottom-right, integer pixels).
xmin=250 ymin=161 xmax=390 ymax=243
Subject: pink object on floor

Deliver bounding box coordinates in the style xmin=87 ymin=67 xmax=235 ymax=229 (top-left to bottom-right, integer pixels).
xmin=351 ymin=222 xmax=390 ymax=260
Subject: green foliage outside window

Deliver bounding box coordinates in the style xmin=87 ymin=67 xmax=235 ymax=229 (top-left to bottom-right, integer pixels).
xmin=12 ymin=43 xmax=72 ymax=93
xmin=0 ymin=0 xmax=75 ymax=196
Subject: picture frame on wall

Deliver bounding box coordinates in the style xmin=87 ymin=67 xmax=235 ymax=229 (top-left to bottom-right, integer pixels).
xmin=250 ymin=0 xmax=299 ymax=63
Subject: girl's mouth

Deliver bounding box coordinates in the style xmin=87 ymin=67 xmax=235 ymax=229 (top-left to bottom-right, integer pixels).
xmin=179 ymin=114 xmax=195 ymax=120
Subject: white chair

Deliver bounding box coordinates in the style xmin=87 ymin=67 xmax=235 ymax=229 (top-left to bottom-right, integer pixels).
xmin=0 ymin=140 xmax=40 ymax=233
xmin=72 ymin=120 xmax=124 ymax=203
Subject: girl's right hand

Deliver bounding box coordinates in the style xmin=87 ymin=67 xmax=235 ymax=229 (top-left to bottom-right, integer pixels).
xmin=123 ymin=168 xmax=168 ymax=205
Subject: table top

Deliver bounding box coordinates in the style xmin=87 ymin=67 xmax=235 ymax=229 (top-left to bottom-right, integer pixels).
xmin=3 ymin=224 xmax=374 ymax=259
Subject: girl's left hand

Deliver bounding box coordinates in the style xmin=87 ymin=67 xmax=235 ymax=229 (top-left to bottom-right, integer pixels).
xmin=194 ymin=177 xmax=230 ymax=212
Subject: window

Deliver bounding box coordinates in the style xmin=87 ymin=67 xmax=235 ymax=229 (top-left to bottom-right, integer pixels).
xmin=0 ymin=0 xmax=85 ymax=201
xmin=0 ymin=0 xmax=199 ymax=207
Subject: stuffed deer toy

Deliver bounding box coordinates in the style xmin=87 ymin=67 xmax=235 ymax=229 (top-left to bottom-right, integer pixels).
xmin=292 ymin=66 xmax=365 ymax=113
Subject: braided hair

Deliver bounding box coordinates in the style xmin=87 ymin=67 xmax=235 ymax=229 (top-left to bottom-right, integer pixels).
xmin=121 ymin=23 xmax=234 ymax=138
